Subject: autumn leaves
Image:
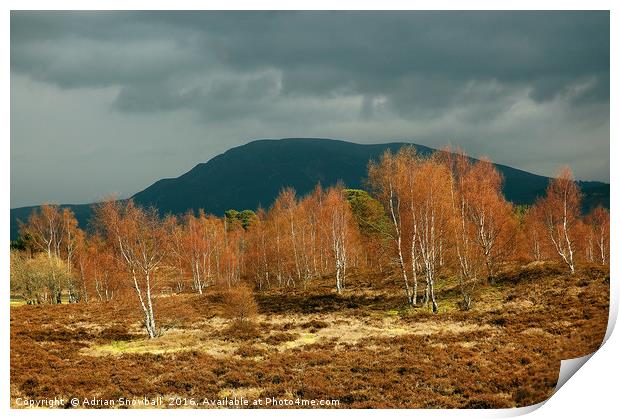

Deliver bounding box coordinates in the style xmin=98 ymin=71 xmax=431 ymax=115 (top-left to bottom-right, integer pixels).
xmin=369 ymin=148 xmax=515 ymax=312
xmin=11 ymin=146 xmax=610 ymax=338
xmin=368 ymin=147 xmax=608 ymax=311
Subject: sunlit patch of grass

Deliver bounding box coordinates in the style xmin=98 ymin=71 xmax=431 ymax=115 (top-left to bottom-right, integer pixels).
xmin=82 ymin=327 xmax=235 ymax=357
xmin=282 ymin=332 xmax=318 ymax=349
xmin=101 ymin=340 xmax=132 ymax=353
xmin=10 ymin=297 xmax=74 ymax=306
xmin=86 ymin=339 xmax=174 ymax=355
xmin=435 ymin=299 xmax=461 ymax=314
xmin=407 ymin=320 xmax=497 ymax=336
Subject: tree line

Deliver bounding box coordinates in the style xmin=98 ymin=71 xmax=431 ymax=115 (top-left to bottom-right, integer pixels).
xmin=10 ymin=147 xmax=609 ymax=336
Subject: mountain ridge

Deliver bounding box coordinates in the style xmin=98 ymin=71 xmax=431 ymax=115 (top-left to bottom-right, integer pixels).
xmin=10 ymin=138 xmax=609 ymax=239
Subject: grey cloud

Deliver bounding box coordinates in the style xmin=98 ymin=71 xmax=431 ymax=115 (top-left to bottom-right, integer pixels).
xmin=113 ymin=70 xmax=283 ymax=122
xmin=197 ymin=12 xmax=609 ymax=103
xmin=11 ymin=11 xmax=609 ymax=111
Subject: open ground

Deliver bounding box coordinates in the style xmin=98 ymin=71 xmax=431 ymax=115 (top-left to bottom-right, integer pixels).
xmin=10 ymin=262 xmax=608 ymax=408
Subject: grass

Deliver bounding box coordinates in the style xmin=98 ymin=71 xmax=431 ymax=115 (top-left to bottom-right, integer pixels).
xmin=10 ymin=295 xmax=73 ymax=307
xmin=282 ymin=332 xmax=318 ymax=349
xmin=95 ymin=340 xmax=133 ymax=354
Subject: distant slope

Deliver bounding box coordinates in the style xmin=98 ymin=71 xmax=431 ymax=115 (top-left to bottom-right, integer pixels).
xmin=10 ymin=138 xmax=609 ymax=239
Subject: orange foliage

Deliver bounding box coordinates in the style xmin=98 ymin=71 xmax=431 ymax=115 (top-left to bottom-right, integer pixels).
xmin=12 ymin=151 xmax=609 ymax=317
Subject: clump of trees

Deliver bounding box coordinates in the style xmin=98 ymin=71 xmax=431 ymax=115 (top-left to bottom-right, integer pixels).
xmin=244 ymin=184 xmax=361 ymax=292
xmin=368 ymin=148 xmax=517 ymax=311
xmin=11 ymin=252 xmax=74 ymax=304
xmin=10 ymin=147 xmax=610 ymax=337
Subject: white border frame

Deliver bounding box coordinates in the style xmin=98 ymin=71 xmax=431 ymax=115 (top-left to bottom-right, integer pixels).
xmin=2 ymin=2 xmax=616 ymax=418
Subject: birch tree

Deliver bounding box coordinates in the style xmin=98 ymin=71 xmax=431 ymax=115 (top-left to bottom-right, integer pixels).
xmin=461 ymin=158 xmax=516 ymax=283
xmin=533 ymin=167 xmax=581 ymax=274
xmin=323 ymin=185 xmax=354 ymax=293
xmin=523 ymin=205 xmax=547 ymax=262
xmin=94 ymin=200 xmax=169 ymax=338
xmin=18 ymin=204 xmax=64 ymax=260
xmin=368 ymin=150 xmax=415 ymax=305
xmin=443 ymin=148 xmax=477 ymax=309
xmin=586 ymin=206 xmax=610 ymax=265
xmin=410 ymin=157 xmax=452 ymax=313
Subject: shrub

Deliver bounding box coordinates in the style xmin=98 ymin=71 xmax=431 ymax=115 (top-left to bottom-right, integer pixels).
xmin=222 ymin=285 xmax=258 ymax=322
xmin=300 ymin=319 xmax=329 ymax=331
xmin=234 ymin=343 xmax=266 ymax=358
xmin=265 ymin=332 xmax=299 ymax=345
xmin=223 ymin=320 xmax=260 ymax=341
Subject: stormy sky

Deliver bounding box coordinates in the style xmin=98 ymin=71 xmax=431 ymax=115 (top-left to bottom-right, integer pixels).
xmin=10 ymin=11 xmax=610 ymax=208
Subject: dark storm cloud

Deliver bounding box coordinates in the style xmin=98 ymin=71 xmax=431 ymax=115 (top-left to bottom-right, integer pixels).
xmin=11 ymin=11 xmax=609 ymax=113
xmin=10 ymin=11 xmax=609 ymax=207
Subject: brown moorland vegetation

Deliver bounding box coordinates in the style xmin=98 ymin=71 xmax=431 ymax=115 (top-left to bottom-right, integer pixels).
xmin=10 ymin=261 xmax=608 ymax=408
